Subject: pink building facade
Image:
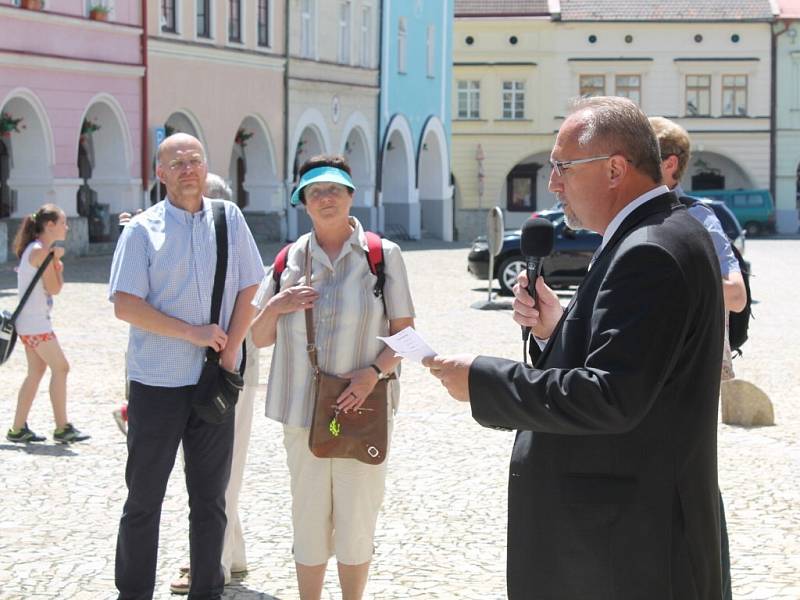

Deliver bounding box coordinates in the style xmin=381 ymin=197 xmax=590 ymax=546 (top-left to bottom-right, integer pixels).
xmin=0 ymin=1 xmax=144 ymax=259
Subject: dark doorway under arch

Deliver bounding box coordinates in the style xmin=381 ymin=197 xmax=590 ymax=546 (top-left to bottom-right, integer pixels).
xmin=0 ymin=139 xmax=10 ymax=219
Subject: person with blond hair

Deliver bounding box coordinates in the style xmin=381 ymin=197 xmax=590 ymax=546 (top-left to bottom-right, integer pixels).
xmin=650 ymin=115 xmax=745 ymax=600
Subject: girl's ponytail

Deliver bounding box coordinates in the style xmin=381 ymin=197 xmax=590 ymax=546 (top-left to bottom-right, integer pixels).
xmin=12 ymin=203 xmax=62 ymax=258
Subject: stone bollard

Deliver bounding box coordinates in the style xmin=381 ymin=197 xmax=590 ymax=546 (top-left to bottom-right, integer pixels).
xmin=720 ymin=379 xmax=775 ymax=426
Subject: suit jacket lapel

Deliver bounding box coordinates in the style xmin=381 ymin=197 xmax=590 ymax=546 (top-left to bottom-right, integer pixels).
xmin=534 ymin=192 xmax=678 ymax=368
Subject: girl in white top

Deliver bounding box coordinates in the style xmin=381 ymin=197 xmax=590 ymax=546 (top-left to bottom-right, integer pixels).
xmin=6 ymin=204 xmax=88 ymax=444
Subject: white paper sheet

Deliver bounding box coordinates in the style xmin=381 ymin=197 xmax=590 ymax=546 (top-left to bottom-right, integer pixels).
xmin=377 ymin=326 xmax=437 ymax=363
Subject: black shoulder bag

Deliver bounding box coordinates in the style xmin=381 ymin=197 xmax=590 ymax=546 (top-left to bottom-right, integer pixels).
xmin=1 ymin=251 xmax=55 ymax=366
xmin=191 ymin=202 xmax=244 ymax=424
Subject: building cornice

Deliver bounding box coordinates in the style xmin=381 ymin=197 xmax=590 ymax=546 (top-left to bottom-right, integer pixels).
xmin=674 ymin=57 xmax=761 ymax=62
xmin=558 ymin=19 xmax=774 ymax=24
xmin=0 ymin=50 xmax=144 ymax=77
xmin=455 ymin=61 xmax=538 ymax=66
xmin=148 ymin=38 xmax=284 ymax=71
xmin=287 ymin=57 xmax=379 ymax=88
xmin=567 ymin=57 xmax=653 ymax=62
xmin=0 ymin=6 xmax=142 ymax=35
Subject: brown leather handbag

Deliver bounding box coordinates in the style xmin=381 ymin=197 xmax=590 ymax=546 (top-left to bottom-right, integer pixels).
xmin=302 ymin=241 xmax=391 ymax=465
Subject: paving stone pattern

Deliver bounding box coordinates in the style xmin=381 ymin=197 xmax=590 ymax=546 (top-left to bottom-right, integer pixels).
xmin=0 ymin=239 xmax=797 ymax=599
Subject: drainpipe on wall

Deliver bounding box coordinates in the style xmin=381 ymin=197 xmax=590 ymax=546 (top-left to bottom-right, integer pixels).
xmin=375 ymin=0 xmax=385 ymax=233
xmin=282 ymin=0 xmax=290 ymax=240
xmin=771 ymin=19 xmax=795 ymax=212
xmin=141 ymin=0 xmax=149 ymax=208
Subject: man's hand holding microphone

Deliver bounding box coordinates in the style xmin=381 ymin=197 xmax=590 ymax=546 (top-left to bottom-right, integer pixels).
xmin=425 ymin=216 xmax=563 ymax=401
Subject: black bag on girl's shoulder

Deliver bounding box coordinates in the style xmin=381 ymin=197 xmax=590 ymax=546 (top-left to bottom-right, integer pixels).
xmin=190 ymin=202 xmax=245 ymax=424
xmin=0 ymin=252 xmax=54 ymax=367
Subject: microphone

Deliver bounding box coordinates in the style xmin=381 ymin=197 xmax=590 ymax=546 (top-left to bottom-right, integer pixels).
xmin=520 ymin=217 xmax=555 ymax=342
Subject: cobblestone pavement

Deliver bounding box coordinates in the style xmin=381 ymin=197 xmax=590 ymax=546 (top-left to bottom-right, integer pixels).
xmin=0 ymin=238 xmax=798 ymax=600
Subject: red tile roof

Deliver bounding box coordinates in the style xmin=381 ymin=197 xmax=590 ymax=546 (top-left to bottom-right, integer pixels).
xmin=455 ymin=0 xmax=551 ymax=17
xmin=558 ymin=0 xmax=775 ymax=21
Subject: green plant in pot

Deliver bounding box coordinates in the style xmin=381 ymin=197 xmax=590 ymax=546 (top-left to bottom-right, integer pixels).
xmin=89 ymin=4 xmax=111 ymax=21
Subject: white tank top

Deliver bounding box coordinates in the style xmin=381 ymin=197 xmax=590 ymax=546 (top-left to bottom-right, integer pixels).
xmin=15 ymin=241 xmax=54 ymax=335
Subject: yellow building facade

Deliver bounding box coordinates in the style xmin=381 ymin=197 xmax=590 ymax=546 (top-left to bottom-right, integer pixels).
xmin=452 ymin=16 xmax=559 ymax=241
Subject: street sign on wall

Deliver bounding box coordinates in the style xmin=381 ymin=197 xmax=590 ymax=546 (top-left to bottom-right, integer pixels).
xmin=154 ymin=126 xmax=166 ymax=150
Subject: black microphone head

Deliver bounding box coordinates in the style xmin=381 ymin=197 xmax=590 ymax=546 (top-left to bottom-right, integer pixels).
xmin=520 ymin=217 xmax=555 ymax=257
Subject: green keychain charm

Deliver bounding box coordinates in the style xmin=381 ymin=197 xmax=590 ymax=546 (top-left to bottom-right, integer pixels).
xmin=329 ymin=414 xmax=341 ymax=437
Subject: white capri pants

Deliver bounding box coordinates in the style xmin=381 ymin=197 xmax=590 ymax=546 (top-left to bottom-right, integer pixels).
xmin=282 ymin=420 xmax=392 ymax=566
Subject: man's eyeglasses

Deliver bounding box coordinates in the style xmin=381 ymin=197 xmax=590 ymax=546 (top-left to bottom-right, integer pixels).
xmin=165 ymin=157 xmax=205 ymax=172
xmin=549 ymin=155 xmax=611 ymax=177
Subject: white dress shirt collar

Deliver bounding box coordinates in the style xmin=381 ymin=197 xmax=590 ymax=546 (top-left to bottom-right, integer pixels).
xmin=600 ymin=185 xmax=670 ymax=250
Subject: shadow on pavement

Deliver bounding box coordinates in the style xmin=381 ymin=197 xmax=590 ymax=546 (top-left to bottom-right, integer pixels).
xmin=223 ymin=582 xmax=281 ymax=599
xmin=0 ymin=442 xmax=79 ymax=457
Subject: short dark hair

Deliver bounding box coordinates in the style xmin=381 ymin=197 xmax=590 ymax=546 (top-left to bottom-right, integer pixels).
xmin=296 ymin=154 xmax=352 ymax=204
xmin=568 ymin=96 xmax=663 ymax=184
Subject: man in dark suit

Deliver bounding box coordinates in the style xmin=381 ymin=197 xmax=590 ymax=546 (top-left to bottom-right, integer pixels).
xmin=425 ymin=96 xmax=724 ymax=599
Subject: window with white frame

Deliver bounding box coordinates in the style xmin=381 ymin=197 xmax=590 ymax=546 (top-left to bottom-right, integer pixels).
xmin=301 ymin=0 xmax=316 ymax=59
xmin=685 ymin=74 xmax=711 ymax=116
xmin=338 ymin=2 xmax=352 ymax=64
xmin=197 ymin=0 xmax=211 ymax=38
xmin=257 ymin=0 xmax=269 ymax=47
xmin=426 ymin=25 xmax=435 ymax=78
xmin=457 ymin=80 xmax=480 ymax=119
xmin=228 ymin=0 xmax=242 ymax=42
xmin=360 ymin=5 xmax=372 ymax=67
xmin=398 ymin=17 xmax=407 ymax=74
xmin=502 ymin=81 xmax=525 ymax=119
xmin=161 ymin=0 xmax=177 ymax=33
xmin=579 ymin=75 xmax=605 ymax=97
xmin=722 ymin=75 xmax=747 ymax=116
xmin=615 ymin=74 xmax=641 ymax=105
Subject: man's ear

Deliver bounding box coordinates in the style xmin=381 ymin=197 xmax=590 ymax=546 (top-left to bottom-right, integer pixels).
xmin=155 ymin=164 xmax=166 ymax=184
xmin=607 ymin=155 xmax=629 ymax=188
xmin=663 ymin=154 xmax=679 ymax=177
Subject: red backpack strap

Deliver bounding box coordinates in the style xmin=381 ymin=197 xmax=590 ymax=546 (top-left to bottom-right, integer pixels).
xmin=364 ymin=231 xmax=384 ymax=275
xmin=363 ymin=231 xmax=385 ymax=299
xmin=272 ymin=242 xmax=293 ymax=294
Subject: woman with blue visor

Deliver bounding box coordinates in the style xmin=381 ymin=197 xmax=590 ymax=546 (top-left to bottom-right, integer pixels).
xmin=251 ymin=155 xmax=416 ymax=600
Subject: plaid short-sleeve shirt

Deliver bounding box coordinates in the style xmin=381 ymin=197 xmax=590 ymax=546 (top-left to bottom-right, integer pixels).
xmin=252 ymin=217 xmax=415 ymax=427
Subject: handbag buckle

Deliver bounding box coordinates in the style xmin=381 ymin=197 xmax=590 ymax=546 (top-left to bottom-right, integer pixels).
xmin=367 ymin=446 xmax=380 ymax=458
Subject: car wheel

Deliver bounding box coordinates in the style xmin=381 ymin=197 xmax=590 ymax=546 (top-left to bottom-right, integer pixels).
xmin=744 ymin=221 xmax=761 ymax=237
xmin=497 ymin=256 xmax=525 ymax=296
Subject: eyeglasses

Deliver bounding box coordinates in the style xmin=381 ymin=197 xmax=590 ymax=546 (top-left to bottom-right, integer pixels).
xmin=305 ymin=183 xmax=349 ymax=201
xmin=165 ymin=157 xmax=205 ymax=172
xmin=549 ymin=155 xmax=611 ymax=177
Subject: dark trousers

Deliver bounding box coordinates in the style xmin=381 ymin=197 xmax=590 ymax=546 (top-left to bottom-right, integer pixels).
xmin=115 ymin=382 xmax=234 ymax=600
xmin=720 ymin=492 xmax=732 ymax=600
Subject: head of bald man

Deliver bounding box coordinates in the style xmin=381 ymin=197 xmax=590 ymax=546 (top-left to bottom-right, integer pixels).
xmin=156 ymin=133 xmax=209 ymax=211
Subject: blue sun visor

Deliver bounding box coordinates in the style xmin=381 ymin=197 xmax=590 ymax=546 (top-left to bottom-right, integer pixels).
xmin=290 ymin=166 xmax=356 ymax=206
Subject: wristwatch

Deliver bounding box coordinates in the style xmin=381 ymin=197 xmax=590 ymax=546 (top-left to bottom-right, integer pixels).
xmin=370 ymin=363 xmax=389 ymax=380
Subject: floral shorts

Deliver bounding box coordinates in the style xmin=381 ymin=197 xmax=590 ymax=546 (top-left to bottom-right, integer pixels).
xmin=19 ymin=332 xmax=56 ymax=349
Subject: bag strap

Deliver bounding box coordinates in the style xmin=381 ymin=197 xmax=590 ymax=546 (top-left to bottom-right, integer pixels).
xmin=302 ymin=239 xmax=319 ymax=372
xmin=302 ymin=237 xmax=391 ymax=376
xmin=11 ymin=250 xmax=55 ymax=324
xmin=206 ymin=201 xmax=228 ymax=363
